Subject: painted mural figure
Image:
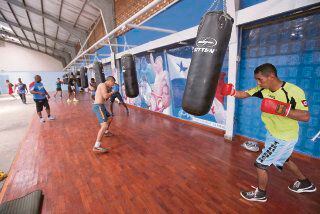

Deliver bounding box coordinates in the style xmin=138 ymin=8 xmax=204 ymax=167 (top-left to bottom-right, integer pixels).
xmin=139 ymin=75 xmax=152 ymax=108
xmin=149 ymin=53 xmax=171 ymax=114
xmin=139 ymin=56 xmax=155 ymax=84
xmin=166 ymin=50 xmax=227 ymax=127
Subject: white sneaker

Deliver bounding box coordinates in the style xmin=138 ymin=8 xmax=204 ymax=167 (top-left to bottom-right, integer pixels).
xmin=242 ymin=141 xmax=259 ymax=152
xmin=93 ymin=147 xmax=109 ymax=153
xmin=48 ymin=115 xmax=55 ymax=120
xmin=40 ymin=118 xmax=45 ymax=123
xmin=73 ymin=98 xmax=79 ymax=102
xmin=104 ymin=131 xmax=114 ymax=137
xmin=67 ymin=99 xmax=71 ymax=103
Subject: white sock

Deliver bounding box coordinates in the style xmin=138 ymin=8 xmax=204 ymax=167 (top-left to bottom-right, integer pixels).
xmin=94 ymin=142 xmax=101 ymax=148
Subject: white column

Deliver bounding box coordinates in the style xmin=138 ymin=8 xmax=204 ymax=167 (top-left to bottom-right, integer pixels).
xmin=224 ymin=0 xmax=240 ymax=140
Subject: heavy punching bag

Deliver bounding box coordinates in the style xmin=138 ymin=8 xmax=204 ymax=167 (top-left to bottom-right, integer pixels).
xmin=121 ymin=54 xmax=139 ymax=98
xmin=93 ymin=61 xmax=105 ymax=84
xmin=182 ymin=11 xmax=233 ymax=116
xmin=62 ymin=74 xmax=68 ymax=84
xmin=76 ymin=70 xmax=81 ymax=87
xmin=80 ymin=67 xmax=88 ymax=88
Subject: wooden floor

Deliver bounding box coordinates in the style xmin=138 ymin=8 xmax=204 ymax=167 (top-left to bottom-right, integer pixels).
xmin=0 ymin=93 xmax=319 ymax=213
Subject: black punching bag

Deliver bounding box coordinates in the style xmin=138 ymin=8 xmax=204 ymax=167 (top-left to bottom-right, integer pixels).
xmin=76 ymin=70 xmax=81 ymax=87
xmin=80 ymin=67 xmax=88 ymax=88
xmin=121 ymin=54 xmax=139 ymax=98
xmin=182 ymin=11 xmax=233 ymax=116
xmin=93 ymin=61 xmax=105 ymax=84
xmin=62 ymin=74 xmax=68 ymax=84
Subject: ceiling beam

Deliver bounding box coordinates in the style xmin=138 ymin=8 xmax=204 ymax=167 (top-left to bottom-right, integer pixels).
xmin=126 ymin=24 xmax=177 ymax=34
xmin=0 ymin=10 xmax=25 ymax=48
xmin=0 ymin=29 xmax=70 ymax=55
xmin=0 ymin=17 xmax=76 ymax=49
xmin=40 ymin=0 xmax=46 ymax=53
xmin=6 ymin=2 xmax=33 ymax=48
xmin=74 ymin=0 xmax=88 ymax=27
xmin=53 ymin=0 xmax=63 ymax=51
xmin=22 ymin=0 xmax=40 ymax=51
xmin=4 ymin=0 xmax=87 ymax=40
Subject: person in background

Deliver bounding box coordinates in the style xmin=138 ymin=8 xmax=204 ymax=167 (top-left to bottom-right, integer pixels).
xmin=5 ymin=80 xmax=17 ymax=100
xmin=30 ymin=75 xmax=55 ymax=123
xmin=110 ymin=82 xmax=129 ymax=116
xmin=14 ymin=78 xmax=28 ymax=104
xmin=67 ymin=73 xmax=78 ymax=102
xmin=89 ymin=78 xmax=97 ymax=101
xmin=54 ymin=78 xmax=63 ymax=99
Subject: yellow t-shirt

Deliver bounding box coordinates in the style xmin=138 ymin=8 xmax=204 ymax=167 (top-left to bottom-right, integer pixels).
xmin=246 ymin=82 xmax=308 ymax=141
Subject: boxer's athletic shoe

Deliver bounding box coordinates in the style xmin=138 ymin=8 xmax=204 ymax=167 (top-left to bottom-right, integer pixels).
xmin=240 ymin=186 xmax=267 ymax=202
xmin=93 ymin=147 xmax=109 ymax=153
xmin=48 ymin=115 xmax=55 ymax=120
xmin=242 ymin=141 xmax=259 ymax=152
xmin=288 ymin=179 xmax=317 ymax=193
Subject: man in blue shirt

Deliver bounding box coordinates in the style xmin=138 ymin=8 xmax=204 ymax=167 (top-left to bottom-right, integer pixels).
xmin=14 ymin=78 xmax=28 ymax=104
xmin=110 ymin=82 xmax=129 ymax=116
xmin=30 ymin=75 xmax=55 ymax=123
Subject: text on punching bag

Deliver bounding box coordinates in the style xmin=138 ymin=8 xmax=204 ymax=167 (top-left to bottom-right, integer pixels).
xmin=193 ymin=37 xmax=218 ymax=54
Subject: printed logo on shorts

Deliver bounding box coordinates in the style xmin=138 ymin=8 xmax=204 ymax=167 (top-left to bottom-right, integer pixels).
xmin=301 ymin=100 xmax=308 ymax=107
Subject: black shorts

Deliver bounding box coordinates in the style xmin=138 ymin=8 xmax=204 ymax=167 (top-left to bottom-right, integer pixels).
xmin=34 ymin=99 xmax=50 ymax=112
xmin=110 ymin=92 xmax=124 ymax=103
xmin=68 ymin=85 xmax=76 ymax=93
xmin=56 ymin=88 xmax=62 ymax=91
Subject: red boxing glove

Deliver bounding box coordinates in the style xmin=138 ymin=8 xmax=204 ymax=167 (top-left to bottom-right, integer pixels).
xmin=221 ymin=83 xmax=236 ymax=96
xmin=261 ymin=98 xmax=291 ymax=116
xmin=29 ymin=81 xmax=35 ymax=89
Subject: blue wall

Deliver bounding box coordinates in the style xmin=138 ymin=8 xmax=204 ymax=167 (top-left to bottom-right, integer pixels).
xmin=236 ymin=12 xmax=320 ymax=157
xmin=117 ymin=0 xmax=223 ymax=52
xmin=118 ymin=45 xmax=229 ymax=129
xmin=76 ymin=46 xmax=112 ymax=66
xmin=0 ymin=71 xmax=65 ymax=93
xmin=87 ymin=0 xmax=320 ymax=157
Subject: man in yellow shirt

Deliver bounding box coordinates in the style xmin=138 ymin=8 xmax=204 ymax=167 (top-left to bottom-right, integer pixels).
xmin=222 ymin=63 xmax=316 ymax=202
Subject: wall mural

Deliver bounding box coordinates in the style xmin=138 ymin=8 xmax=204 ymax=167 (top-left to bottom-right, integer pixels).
xmin=119 ymin=45 xmax=229 ymax=130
